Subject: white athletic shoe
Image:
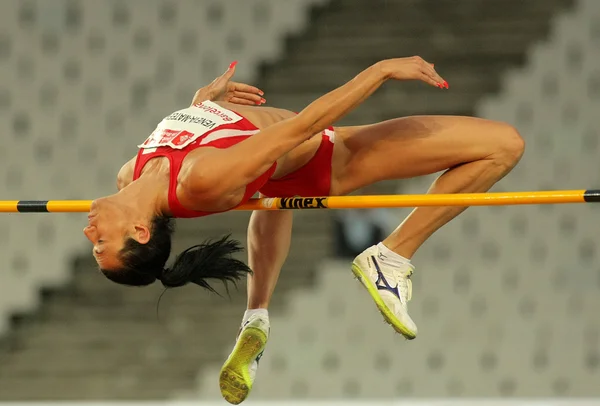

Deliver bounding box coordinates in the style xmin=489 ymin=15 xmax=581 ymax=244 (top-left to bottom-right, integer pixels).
xmin=219 ymin=314 xmax=270 ymax=405
xmin=351 ymin=244 xmax=417 ymax=339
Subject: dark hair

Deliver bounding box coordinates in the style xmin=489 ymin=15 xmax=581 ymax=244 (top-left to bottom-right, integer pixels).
xmin=100 ymin=215 xmax=251 ymax=293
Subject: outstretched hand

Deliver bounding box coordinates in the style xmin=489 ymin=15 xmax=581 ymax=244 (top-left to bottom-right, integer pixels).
xmin=380 ymin=56 xmax=448 ymax=89
xmin=193 ymin=61 xmax=266 ymax=106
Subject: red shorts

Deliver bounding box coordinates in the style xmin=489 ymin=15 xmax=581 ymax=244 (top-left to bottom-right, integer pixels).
xmin=259 ymin=128 xmax=335 ymax=198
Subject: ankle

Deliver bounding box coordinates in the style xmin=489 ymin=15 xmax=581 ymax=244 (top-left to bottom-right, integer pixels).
xmin=380 ymin=239 xmax=415 ymax=260
xmin=377 ymin=242 xmax=412 ymax=267
xmin=242 ymin=308 xmax=269 ymax=325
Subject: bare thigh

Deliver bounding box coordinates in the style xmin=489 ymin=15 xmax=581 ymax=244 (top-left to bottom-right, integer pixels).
xmin=330 ymin=115 xmax=518 ymax=195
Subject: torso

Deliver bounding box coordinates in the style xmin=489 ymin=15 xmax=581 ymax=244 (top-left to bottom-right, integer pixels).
xmin=118 ymin=101 xmax=324 ymax=215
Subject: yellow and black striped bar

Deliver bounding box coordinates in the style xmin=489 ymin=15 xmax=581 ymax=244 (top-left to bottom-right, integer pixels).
xmin=0 ymin=200 xmax=94 ymax=213
xmin=0 ymin=189 xmax=599 ymax=213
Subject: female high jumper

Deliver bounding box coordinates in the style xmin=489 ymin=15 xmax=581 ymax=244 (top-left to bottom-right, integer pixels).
xmin=83 ymin=57 xmax=524 ymax=404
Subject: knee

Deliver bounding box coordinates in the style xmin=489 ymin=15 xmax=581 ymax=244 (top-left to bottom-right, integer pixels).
xmin=494 ymin=124 xmax=525 ymax=169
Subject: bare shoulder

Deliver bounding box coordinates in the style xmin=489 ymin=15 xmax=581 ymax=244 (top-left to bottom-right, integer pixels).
xmin=177 ymin=148 xmax=245 ymax=212
xmin=116 ymin=157 xmax=136 ymax=190
xmin=173 ymin=148 xmax=217 ymax=200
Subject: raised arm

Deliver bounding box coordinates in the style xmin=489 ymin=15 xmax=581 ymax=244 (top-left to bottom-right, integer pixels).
xmin=199 ymin=57 xmax=445 ymax=196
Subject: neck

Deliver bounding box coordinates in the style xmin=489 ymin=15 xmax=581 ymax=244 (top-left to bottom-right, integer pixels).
xmin=112 ymin=172 xmax=171 ymax=217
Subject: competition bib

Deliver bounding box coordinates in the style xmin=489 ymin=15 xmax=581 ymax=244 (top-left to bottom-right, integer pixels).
xmin=138 ymin=100 xmax=243 ymax=150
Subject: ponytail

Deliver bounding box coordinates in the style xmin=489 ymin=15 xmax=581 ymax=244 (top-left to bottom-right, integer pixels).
xmin=158 ymin=234 xmax=251 ymax=294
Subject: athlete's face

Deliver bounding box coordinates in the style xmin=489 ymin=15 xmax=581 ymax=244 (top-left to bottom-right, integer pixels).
xmin=83 ymin=199 xmax=150 ymax=270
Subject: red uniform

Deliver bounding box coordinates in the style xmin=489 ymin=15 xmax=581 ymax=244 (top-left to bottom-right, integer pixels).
xmin=133 ymin=101 xmax=334 ymax=218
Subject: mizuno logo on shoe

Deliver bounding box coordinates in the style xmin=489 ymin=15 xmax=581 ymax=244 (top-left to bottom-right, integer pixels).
xmin=371 ymin=255 xmax=401 ymax=300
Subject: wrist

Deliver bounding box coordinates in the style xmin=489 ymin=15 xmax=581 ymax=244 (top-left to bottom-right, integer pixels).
xmin=196 ymin=87 xmax=215 ymax=102
xmin=205 ymin=88 xmax=217 ymax=101
xmin=374 ymin=60 xmax=392 ymax=80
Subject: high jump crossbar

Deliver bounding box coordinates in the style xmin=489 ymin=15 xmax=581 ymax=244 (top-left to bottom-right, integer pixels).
xmin=0 ymin=189 xmax=598 ymax=213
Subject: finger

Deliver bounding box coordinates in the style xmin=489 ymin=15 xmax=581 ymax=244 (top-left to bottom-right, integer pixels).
xmin=421 ymin=64 xmax=446 ymax=89
xmin=415 ymin=57 xmax=445 ymax=88
xmin=418 ymin=58 xmax=436 ymax=78
xmin=233 ymin=91 xmax=263 ymax=104
xmin=221 ymin=61 xmax=238 ymax=80
xmin=426 ymin=64 xmax=447 ymax=88
xmin=429 ymin=68 xmax=447 ymax=88
xmin=231 ymin=82 xmax=264 ymax=96
xmin=229 ymin=97 xmax=257 ymax=106
xmin=419 ymin=71 xmax=442 ymax=88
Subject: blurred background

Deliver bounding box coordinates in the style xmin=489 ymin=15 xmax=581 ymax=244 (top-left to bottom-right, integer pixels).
xmin=0 ymin=0 xmax=599 ymax=404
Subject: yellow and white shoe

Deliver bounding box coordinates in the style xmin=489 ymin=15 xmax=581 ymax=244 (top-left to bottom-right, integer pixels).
xmin=219 ymin=314 xmax=269 ymax=405
xmin=351 ymin=244 xmax=417 ymax=339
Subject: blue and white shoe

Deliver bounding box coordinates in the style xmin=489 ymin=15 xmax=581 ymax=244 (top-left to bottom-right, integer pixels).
xmin=219 ymin=314 xmax=269 ymax=404
xmin=351 ymin=244 xmax=417 ymax=339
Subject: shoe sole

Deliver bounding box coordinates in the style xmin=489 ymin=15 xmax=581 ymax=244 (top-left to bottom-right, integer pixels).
xmin=219 ymin=326 xmax=267 ymax=405
xmin=351 ymin=262 xmax=417 ymax=340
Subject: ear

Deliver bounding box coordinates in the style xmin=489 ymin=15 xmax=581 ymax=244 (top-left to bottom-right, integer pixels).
xmin=133 ymin=224 xmax=151 ymax=244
